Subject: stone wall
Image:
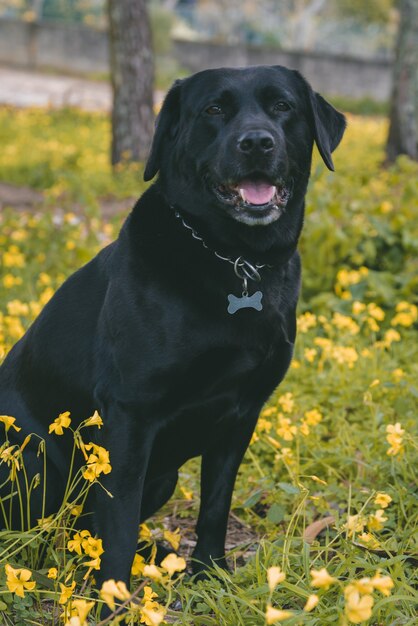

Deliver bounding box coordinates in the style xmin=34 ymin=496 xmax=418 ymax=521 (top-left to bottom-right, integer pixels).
xmin=0 ymin=18 xmax=392 ymax=101
xmin=173 ymin=40 xmax=392 ymax=101
xmin=0 ymin=18 xmax=108 ymax=74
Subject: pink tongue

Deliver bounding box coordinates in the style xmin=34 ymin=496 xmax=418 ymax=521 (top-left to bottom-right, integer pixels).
xmin=239 ymin=180 xmax=276 ymax=205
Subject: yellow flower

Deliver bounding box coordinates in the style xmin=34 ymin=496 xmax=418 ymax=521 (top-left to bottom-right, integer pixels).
xmin=358 ymin=532 xmax=380 ymax=549
xmin=100 ymin=579 xmax=130 ymax=611
xmin=304 ymin=348 xmax=317 ymax=363
xmin=367 ymin=316 xmax=379 ymax=332
xmin=391 ymin=302 xmax=418 ymax=327
xmin=47 ymin=567 xmax=58 ymax=579
xmin=380 ymin=200 xmax=393 ymax=213
xmin=49 ymin=411 xmax=71 ymax=435
xmin=332 ymin=312 xmax=360 ymax=334
xmin=336 ymin=268 xmax=368 ymax=294
xmin=265 ymin=605 xmax=293 ymax=623
xmin=278 ymin=393 xmax=294 ymax=413
xmin=276 ymin=417 xmax=297 ymax=441
xmin=142 ymin=585 xmax=158 ymax=604
xmin=0 ymin=415 xmax=21 ymax=432
xmin=59 ymin=580 xmax=76 ymax=604
xmin=39 ymin=286 xmax=55 ymax=305
xmin=139 ymin=523 xmax=152 ymax=540
xmin=67 ymin=599 xmax=95 ymax=626
xmin=7 ymin=299 xmax=29 ymax=316
xmin=261 ymin=407 xmax=276 ymax=418
xmin=267 ymin=566 xmax=286 ymax=591
xmin=0 ymin=445 xmax=21 ymax=480
xmin=299 ymin=420 xmax=310 ymax=436
xmin=163 ymin=527 xmax=181 ymax=551
xmin=367 ymin=509 xmax=388 ymax=531
xmin=5 ymin=564 xmax=36 ymax=598
xmin=83 ymin=410 xmax=103 ymax=429
xmin=345 ymin=514 xmax=366 ymax=537
xmin=160 ymin=553 xmax=186 ymax=576
xmin=303 ymin=594 xmax=319 ymax=612
xmin=352 ymin=301 xmax=366 ymax=315
xmin=3 ymin=247 xmax=25 ymax=268
xmin=68 ymin=529 xmax=92 ymax=556
xmin=331 ymin=345 xmax=358 ymax=368
xmin=257 ymin=417 xmax=273 ymax=433
xmin=344 ymin=590 xmax=374 ymax=623
xmin=370 ymin=571 xmax=394 ymax=596
xmin=374 ymin=492 xmax=392 ymax=509
xmin=82 ymin=443 xmax=112 ymax=481
xmin=70 ymin=504 xmax=83 ymax=517
xmin=304 ymin=409 xmax=323 ymax=426
xmin=381 ymin=329 xmax=401 ymax=349
xmin=310 ymin=567 xmax=336 ymax=590
xmin=297 ymin=312 xmax=317 ymax=333
xmin=37 ymin=514 xmax=55 ymax=530
xmin=3 ymin=273 xmax=23 ymax=288
xmin=143 ymin=564 xmax=163 ymax=580
xmin=386 ymin=422 xmax=404 ymax=437
xmin=367 ymin=303 xmax=385 ymax=321
xmin=82 ymin=465 xmax=97 ymax=482
xmin=83 ymin=536 xmax=104 ymax=559
xmin=275 ymin=447 xmax=294 ymax=463
xmin=132 ymin=553 xmax=145 ymax=576
xmin=345 ymin=578 xmax=374 ymax=595
xmin=83 ymin=556 xmax=101 ymax=570
xmin=180 ymin=485 xmax=193 ymax=500
xmin=140 ymin=604 xmax=166 ymax=626
xmin=386 ymin=423 xmax=405 ymax=456
xmin=38 ymin=272 xmax=52 ymax=286
xmin=392 ymin=368 xmax=404 ymax=380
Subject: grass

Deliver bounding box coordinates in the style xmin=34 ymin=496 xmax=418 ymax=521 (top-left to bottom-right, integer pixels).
xmin=0 ymin=105 xmax=417 ymax=625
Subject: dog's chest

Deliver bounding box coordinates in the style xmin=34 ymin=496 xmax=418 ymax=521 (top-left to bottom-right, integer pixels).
xmin=145 ymin=332 xmax=282 ymax=473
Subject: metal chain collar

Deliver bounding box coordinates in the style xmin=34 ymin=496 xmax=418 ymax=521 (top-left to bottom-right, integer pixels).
xmin=173 ymin=209 xmax=271 ymax=295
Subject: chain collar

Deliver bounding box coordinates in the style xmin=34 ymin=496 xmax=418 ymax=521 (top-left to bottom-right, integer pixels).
xmin=173 ymin=208 xmax=271 ymax=313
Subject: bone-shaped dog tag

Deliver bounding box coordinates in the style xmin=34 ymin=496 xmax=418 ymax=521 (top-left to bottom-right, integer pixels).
xmin=227 ymin=291 xmax=263 ymax=314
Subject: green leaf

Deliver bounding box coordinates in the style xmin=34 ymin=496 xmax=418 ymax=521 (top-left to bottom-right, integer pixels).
xmin=267 ymin=503 xmax=285 ymax=523
xmin=277 ymin=482 xmax=300 ymax=495
xmin=242 ymin=489 xmax=263 ymax=508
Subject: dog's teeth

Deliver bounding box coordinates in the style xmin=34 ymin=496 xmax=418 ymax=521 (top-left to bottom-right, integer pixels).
xmin=239 ymin=188 xmax=247 ymax=202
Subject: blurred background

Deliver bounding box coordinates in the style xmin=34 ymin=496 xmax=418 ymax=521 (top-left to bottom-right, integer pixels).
xmin=0 ymin=0 xmax=416 ymax=165
xmin=0 ymin=0 xmax=399 ymax=102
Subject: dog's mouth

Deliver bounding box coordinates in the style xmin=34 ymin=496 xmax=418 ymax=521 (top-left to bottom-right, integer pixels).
xmin=212 ymin=177 xmax=290 ymax=225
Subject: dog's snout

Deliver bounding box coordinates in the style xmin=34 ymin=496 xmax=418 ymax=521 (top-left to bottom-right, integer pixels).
xmin=237 ymin=130 xmax=275 ymax=155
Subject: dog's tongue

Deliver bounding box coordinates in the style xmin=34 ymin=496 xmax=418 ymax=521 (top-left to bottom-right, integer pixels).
xmin=238 ymin=180 xmax=276 ymax=205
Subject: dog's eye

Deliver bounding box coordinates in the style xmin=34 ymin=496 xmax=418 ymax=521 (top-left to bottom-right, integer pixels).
xmin=273 ymin=101 xmax=290 ymax=112
xmin=205 ymin=104 xmax=223 ymax=116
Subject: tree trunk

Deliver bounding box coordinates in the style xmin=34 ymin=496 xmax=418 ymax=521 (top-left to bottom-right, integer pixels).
xmin=107 ymin=0 xmax=155 ymax=165
xmin=386 ymin=0 xmax=418 ymax=163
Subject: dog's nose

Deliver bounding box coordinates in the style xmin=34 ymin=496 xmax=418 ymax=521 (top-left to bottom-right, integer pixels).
xmin=237 ymin=130 xmax=275 ymax=155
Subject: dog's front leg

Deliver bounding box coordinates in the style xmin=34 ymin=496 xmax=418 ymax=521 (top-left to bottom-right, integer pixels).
xmin=92 ymin=404 xmax=152 ymax=590
xmin=192 ymin=414 xmax=258 ymax=576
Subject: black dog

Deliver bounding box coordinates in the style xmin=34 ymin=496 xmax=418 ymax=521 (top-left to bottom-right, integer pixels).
xmin=0 ymin=66 xmax=345 ymax=590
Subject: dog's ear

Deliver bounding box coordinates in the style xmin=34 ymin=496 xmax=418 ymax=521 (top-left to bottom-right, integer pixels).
xmin=308 ymin=89 xmax=346 ymax=171
xmin=293 ymin=71 xmax=346 ymax=171
xmin=144 ymin=79 xmax=183 ymax=181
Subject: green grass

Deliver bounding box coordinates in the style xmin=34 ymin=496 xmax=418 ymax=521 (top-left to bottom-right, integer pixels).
xmin=0 ymin=105 xmax=417 ymax=625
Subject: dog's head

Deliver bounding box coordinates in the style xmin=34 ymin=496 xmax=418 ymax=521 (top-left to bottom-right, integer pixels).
xmin=144 ymin=66 xmax=345 ymax=229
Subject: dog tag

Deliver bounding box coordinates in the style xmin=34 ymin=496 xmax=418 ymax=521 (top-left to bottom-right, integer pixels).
xmin=227 ymin=291 xmax=263 ymax=314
